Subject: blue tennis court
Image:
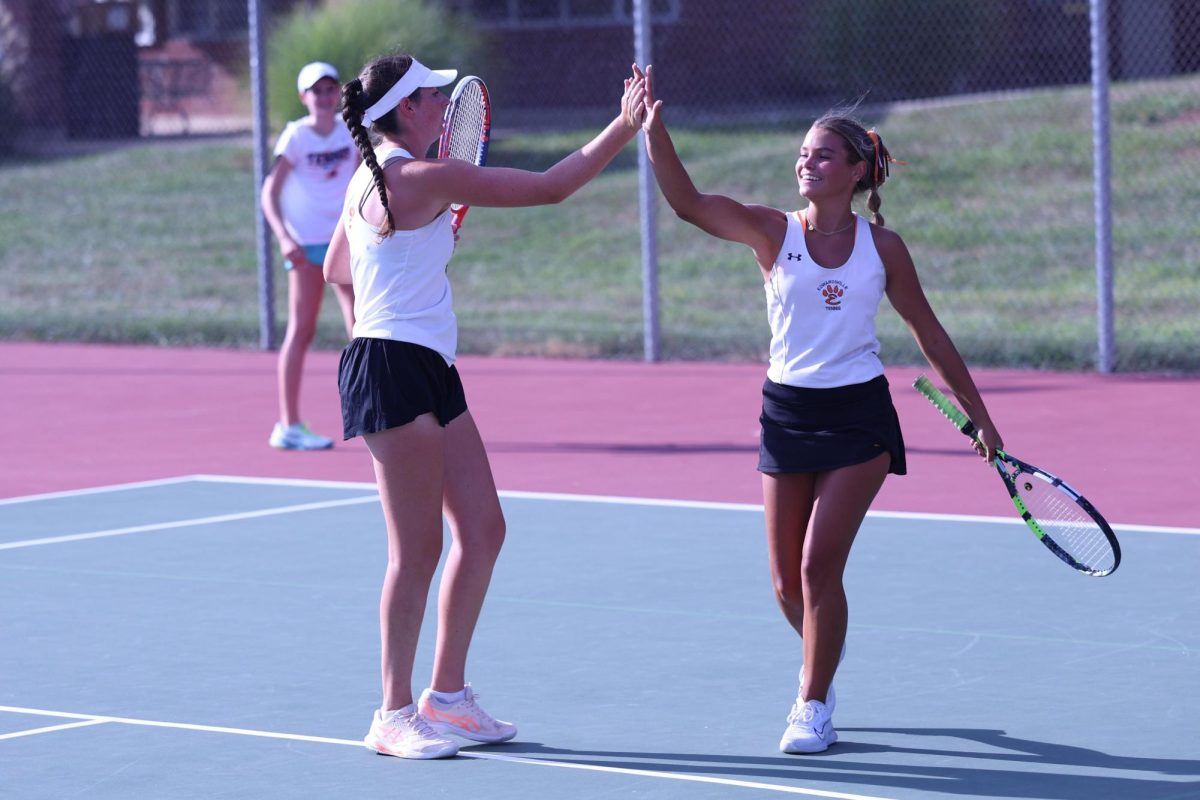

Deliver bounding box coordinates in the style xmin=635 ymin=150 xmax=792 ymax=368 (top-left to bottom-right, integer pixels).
xmin=2 ymin=475 xmax=1197 ymax=799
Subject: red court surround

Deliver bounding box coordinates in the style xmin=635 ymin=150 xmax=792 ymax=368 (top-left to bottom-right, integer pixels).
xmin=1 ymin=342 xmax=1194 ymax=528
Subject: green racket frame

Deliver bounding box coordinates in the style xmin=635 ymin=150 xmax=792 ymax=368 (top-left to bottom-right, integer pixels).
xmin=913 ymin=375 xmax=1120 ymax=576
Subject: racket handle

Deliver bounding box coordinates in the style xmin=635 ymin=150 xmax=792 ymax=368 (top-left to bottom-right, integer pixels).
xmin=913 ymin=375 xmax=979 ymax=440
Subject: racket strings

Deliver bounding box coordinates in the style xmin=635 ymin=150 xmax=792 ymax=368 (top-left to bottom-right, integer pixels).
xmin=1017 ymin=476 xmax=1116 ymax=572
xmin=445 ymin=86 xmax=486 ymax=163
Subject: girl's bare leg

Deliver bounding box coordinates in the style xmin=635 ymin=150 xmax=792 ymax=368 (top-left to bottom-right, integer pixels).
xmin=363 ymin=414 xmax=446 ymax=710
xmin=430 ymin=411 xmax=506 ymax=692
xmin=799 ymin=453 xmax=890 ymax=703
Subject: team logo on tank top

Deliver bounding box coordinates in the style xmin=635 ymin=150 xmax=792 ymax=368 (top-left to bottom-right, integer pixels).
xmin=819 ymin=279 xmax=847 ymax=309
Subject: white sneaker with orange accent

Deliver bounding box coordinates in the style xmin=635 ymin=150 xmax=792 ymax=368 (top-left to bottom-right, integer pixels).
xmin=418 ymin=684 xmax=517 ymax=743
xmin=363 ymin=705 xmax=459 ymax=759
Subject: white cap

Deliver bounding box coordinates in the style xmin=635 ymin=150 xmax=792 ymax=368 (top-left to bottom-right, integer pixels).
xmin=362 ymin=58 xmax=458 ymax=126
xmin=297 ymin=62 xmax=339 ymax=93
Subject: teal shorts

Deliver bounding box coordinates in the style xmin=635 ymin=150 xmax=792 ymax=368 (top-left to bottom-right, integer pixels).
xmin=283 ymin=243 xmax=329 ymax=271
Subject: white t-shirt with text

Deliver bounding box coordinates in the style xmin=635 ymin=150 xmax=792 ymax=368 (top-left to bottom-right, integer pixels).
xmin=274 ymin=118 xmax=356 ymax=245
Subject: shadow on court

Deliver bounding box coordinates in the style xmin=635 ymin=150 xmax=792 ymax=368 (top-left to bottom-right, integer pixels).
xmin=472 ymin=733 xmax=1200 ymax=799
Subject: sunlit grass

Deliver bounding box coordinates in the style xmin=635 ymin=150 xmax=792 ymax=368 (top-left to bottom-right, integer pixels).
xmin=1 ymin=75 xmax=1196 ymax=369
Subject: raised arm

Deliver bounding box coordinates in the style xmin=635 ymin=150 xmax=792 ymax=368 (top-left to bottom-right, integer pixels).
xmin=878 ymin=228 xmax=1004 ymax=461
xmin=393 ymin=68 xmax=647 ymax=215
xmin=639 ymin=65 xmax=785 ymax=272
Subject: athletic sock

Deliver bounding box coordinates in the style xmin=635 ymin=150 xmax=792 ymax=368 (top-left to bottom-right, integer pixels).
xmin=428 ymin=687 xmax=467 ymax=703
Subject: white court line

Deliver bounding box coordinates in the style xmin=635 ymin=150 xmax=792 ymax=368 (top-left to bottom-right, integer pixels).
xmin=0 ymin=476 xmax=198 ymax=507
xmin=0 ymin=718 xmax=109 ymax=740
xmin=0 ymin=495 xmax=379 ymax=551
xmin=192 ymin=474 xmax=380 ymax=492
xmin=0 ymin=705 xmax=894 ymax=800
xmin=4 ymin=475 xmax=1196 ymax=538
xmin=500 ymin=488 xmax=765 ymax=513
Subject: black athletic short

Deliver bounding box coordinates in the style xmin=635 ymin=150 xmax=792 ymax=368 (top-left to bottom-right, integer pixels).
xmin=338 ymin=337 xmax=467 ymax=440
xmin=758 ymin=374 xmax=906 ymax=475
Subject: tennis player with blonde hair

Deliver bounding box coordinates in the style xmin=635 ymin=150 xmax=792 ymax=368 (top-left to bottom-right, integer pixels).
xmin=636 ymin=64 xmax=1003 ymax=753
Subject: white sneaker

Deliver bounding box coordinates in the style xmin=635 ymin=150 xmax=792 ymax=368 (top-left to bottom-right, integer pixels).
xmin=418 ymin=684 xmax=517 ymax=743
xmin=798 ymin=639 xmax=846 ymax=713
xmin=363 ymin=706 xmax=459 ymax=759
xmin=269 ymin=422 xmax=333 ymax=451
xmin=798 ymin=670 xmax=836 ymax=713
xmin=780 ymin=699 xmax=838 ymax=754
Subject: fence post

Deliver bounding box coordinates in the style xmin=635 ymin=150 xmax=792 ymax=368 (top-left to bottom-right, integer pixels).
xmin=249 ymin=0 xmax=276 ymax=350
xmin=633 ymin=0 xmax=659 ymax=362
xmin=1090 ymin=0 xmax=1114 ymax=373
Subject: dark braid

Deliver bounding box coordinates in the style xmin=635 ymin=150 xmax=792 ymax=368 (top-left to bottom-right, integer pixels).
xmin=339 ymin=54 xmax=418 ymax=239
xmin=812 ymin=110 xmax=899 ymax=228
xmin=341 ymin=77 xmax=394 ymax=237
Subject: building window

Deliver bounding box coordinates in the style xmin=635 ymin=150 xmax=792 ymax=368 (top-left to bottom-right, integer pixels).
xmin=168 ymin=0 xmax=248 ymax=40
xmin=456 ymin=0 xmax=680 ymax=28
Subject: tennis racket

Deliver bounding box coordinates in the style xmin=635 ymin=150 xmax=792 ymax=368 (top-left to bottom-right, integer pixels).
xmin=437 ymin=75 xmax=491 ymax=234
xmin=913 ymin=375 xmax=1121 ymax=577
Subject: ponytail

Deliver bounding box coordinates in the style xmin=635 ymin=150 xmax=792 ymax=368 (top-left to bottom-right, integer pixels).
xmin=341 ymin=77 xmax=395 ymax=238
xmin=864 ymin=129 xmax=905 ymax=227
xmin=813 ymin=110 xmax=905 ymax=228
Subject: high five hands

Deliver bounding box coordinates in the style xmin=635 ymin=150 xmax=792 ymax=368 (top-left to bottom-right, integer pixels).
xmin=623 ymin=66 xmax=649 ymax=130
xmin=631 ymin=64 xmax=662 ymax=134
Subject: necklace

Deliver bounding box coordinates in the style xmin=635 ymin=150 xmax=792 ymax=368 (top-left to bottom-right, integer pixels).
xmin=804 ymin=211 xmax=855 ymax=236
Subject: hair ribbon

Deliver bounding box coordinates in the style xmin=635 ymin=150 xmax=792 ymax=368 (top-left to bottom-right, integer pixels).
xmin=867 ymin=129 xmax=907 ymax=185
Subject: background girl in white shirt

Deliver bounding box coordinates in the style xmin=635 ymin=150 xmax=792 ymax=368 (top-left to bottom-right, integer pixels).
xmin=260 ymin=61 xmax=358 ymax=451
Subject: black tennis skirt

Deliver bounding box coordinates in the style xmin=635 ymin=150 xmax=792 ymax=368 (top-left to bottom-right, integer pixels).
xmin=758 ymin=374 xmax=906 ymax=475
xmin=338 ymin=337 xmax=467 ymax=440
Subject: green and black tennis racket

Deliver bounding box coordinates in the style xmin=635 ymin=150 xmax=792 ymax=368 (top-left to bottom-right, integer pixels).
xmin=913 ymin=375 xmax=1121 ymax=577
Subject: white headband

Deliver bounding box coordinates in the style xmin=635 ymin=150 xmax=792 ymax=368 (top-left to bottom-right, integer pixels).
xmin=361 ymin=58 xmax=456 ymax=126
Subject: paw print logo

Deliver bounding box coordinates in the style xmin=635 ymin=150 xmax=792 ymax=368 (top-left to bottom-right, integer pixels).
xmin=822 ymin=284 xmax=844 ymax=306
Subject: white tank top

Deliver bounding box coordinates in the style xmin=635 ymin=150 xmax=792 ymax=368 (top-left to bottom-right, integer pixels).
xmin=764 ymin=212 xmax=886 ymax=387
xmin=344 ymin=147 xmax=458 ymax=365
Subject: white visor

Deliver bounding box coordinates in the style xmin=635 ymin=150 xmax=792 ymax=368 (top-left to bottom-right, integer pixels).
xmin=362 ymin=58 xmax=457 ymax=126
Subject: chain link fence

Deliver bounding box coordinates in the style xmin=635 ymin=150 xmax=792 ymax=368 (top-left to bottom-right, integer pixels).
xmin=1 ymin=0 xmax=256 ymax=140
xmin=1 ymin=0 xmax=1196 ymax=371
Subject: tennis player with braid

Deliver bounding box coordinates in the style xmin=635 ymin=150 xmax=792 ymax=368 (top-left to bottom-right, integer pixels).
xmin=325 ymin=54 xmax=647 ymax=760
xmin=636 ymin=65 xmax=1004 ymax=753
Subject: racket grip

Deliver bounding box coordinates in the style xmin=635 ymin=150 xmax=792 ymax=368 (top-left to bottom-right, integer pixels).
xmin=913 ymin=375 xmax=979 ymax=440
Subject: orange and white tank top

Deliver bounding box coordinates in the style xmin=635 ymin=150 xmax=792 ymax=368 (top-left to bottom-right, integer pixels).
xmin=764 ymin=212 xmax=886 ymax=388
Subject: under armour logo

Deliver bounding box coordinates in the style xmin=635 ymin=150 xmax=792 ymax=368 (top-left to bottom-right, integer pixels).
xmin=786 ymin=253 xmax=803 ymax=261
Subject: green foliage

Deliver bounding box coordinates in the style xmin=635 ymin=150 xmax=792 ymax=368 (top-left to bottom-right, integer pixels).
xmin=265 ymin=0 xmax=479 ymax=131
